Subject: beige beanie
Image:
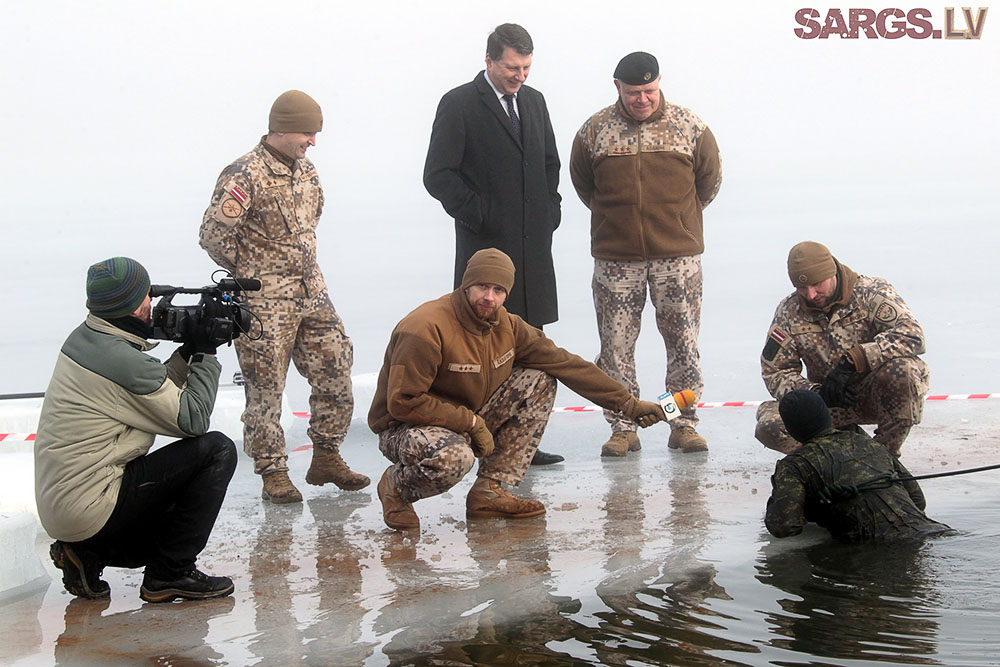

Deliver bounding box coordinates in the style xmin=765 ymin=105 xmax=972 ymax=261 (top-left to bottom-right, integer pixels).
xmin=460 ymin=249 xmax=515 ymax=292
xmin=787 ymin=241 xmax=836 ymax=287
xmin=268 ymin=90 xmax=323 ymax=133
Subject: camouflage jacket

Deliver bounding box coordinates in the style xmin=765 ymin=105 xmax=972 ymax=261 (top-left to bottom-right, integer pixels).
xmin=200 ymin=140 xmax=326 ymax=300
xmin=761 ymin=265 xmax=926 ymax=399
xmin=765 ymin=428 xmax=950 ymax=542
xmin=569 ymin=95 xmax=721 ymax=261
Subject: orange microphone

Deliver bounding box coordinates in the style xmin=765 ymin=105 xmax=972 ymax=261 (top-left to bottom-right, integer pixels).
xmin=657 ymin=390 xmax=698 ymax=420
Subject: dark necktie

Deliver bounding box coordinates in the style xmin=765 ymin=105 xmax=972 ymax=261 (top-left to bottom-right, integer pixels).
xmin=502 ymin=94 xmax=521 ymax=139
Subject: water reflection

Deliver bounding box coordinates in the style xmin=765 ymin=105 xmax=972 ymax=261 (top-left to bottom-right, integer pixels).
xmin=54 ymin=594 xmax=234 ymax=664
xmin=580 ymin=458 xmax=755 ymax=665
xmin=304 ymin=494 xmax=375 ymax=664
xmin=247 ymin=495 xmax=374 ymax=665
xmin=376 ymin=511 xmax=583 ymax=665
xmin=756 ymin=535 xmax=944 ymax=664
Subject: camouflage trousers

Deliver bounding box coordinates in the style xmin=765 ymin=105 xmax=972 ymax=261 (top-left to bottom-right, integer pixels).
xmin=755 ymin=356 xmax=930 ymax=455
xmin=234 ymin=292 xmax=354 ymax=474
xmin=377 ymin=367 xmax=557 ymax=504
xmin=593 ymin=256 xmax=704 ymax=432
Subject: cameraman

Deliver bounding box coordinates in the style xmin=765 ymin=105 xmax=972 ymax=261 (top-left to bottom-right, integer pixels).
xmin=34 ymin=257 xmax=237 ymax=603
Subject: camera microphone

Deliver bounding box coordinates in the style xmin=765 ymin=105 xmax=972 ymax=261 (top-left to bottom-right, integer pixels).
xmin=217 ymin=277 xmax=262 ymax=292
xmin=657 ymin=389 xmax=698 ymax=421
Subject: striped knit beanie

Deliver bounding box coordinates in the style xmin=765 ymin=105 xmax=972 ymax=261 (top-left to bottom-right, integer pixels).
xmin=86 ymin=257 xmax=150 ymax=319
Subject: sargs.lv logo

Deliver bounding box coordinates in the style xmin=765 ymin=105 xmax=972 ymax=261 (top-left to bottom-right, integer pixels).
xmin=794 ymin=7 xmax=988 ymax=38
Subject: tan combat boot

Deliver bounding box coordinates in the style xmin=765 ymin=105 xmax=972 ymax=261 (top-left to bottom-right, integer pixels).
xmin=377 ymin=466 xmax=419 ymax=531
xmin=668 ymin=425 xmax=709 ymax=453
xmin=305 ymin=446 xmax=370 ymax=490
xmin=261 ymin=470 xmax=303 ymax=504
xmin=601 ymin=431 xmax=641 ymax=457
xmin=466 ymin=477 xmax=546 ymax=519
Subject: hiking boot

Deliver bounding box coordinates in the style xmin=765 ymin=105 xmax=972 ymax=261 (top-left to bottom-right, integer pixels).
xmin=50 ymin=541 xmax=110 ymax=599
xmin=601 ymin=431 xmax=641 ymax=457
xmin=261 ymin=470 xmax=303 ymax=503
xmin=466 ymin=477 xmax=546 ymax=520
xmin=668 ymin=425 xmax=708 ymax=453
xmin=377 ymin=466 xmax=419 ymax=531
xmin=305 ymin=446 xmax=370 ymax=490
xmin=140 ymin=569 xmax=234 ymax=603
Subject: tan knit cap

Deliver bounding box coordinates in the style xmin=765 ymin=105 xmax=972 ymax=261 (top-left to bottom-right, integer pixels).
xmin=268 ymin=90 xmax=323 ymax=133
xmin=460 ymin=248 xmax=515 ymax=293
xmin=787 ymin=241 xmax=836 ymax=287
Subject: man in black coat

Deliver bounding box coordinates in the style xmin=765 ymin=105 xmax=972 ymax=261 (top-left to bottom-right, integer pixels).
xmin=424 ymin=23 xmax=563 ymax=465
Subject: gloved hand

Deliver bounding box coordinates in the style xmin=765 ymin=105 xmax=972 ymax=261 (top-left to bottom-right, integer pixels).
xmin=819 ymin=355 xmax=857 ymax=408
xmin=468 ymin=416 xmax=495 ymax=458
xmin=818 ymin=483 xmax=859 ymax=504
xmin=623 ymin=396 xmax=665 ymax=428
xmin=179 ymin=297 xmax=223 ymax=359
xmin=178 ymin=340 xmax=218 ymax=361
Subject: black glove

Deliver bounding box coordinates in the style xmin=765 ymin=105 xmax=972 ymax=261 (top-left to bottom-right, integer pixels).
xmin=818 ymin=483 xmax=859 ymax=504
xmin=819 ymin=355 xmax=857 ymax=408
xmin=178 ymin=340 xmax=218 ymax=361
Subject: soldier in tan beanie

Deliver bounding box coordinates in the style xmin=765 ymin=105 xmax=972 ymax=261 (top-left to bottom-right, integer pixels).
xmin=200 ymin=90 xmax=369 ymax=504
xmin=368 ymin=248 xmax=666 ymax=532
xmin=755 ymin=241 xmax=929 ymax=457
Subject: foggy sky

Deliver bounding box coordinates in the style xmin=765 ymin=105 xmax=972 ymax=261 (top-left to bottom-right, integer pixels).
xmin=2 ymin=0 xmax=997 ymax=402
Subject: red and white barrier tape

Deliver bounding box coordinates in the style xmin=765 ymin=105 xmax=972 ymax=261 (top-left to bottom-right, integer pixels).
xmin=3 ymin=393 xmax=997 ymax=443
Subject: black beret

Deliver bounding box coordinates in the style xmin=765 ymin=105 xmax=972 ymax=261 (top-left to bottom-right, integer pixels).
xmin=614 ymin=52 xmax=659 ymax=85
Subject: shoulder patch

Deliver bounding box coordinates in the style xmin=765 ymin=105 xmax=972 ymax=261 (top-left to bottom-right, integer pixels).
xmin=874 ymin=301 xmax=899 ymax=324
xmin=763 ymin=327 xmax=788 ymax=362
xmin=229 ymin=185 xmax=248 ymax=204
xmin=220 ymin=197 xmax=243 ymax=218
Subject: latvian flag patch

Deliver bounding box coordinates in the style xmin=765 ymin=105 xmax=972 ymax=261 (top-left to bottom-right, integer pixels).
xmin=769 ymin=327 xmax=788 ymax=344
xmin=230 ymin=186 xmax=249 ymax=204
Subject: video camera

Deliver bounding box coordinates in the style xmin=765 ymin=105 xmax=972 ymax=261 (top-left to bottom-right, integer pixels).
xmin=150 ymin=276 xmax=261 ymax=346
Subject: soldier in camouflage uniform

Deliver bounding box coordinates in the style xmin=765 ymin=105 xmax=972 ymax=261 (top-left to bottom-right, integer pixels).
xmin=569 ymin=52 xmax=722 ymax=457
xmin=199 ymin=90 xmax=368 ymax=504
xmin=765 ymin=390 xmax=951 ymax=542
xmin=756 ymin=241 xmax=929 ymax=457
xmin=367 ymin=249 xmax=665 ymax=532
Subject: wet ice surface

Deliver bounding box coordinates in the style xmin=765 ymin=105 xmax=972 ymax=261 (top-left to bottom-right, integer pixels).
xmin=4 ymin=400 xmax=999 ymax=665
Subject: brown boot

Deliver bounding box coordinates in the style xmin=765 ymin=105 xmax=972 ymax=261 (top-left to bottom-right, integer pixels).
xmin=601 ymin=431 xmax=641 ymax=457
xmin=466 ymin=477 xmax=545 ymax=520
xmin=668 ymin=425 xmax=708 ymax=453
xmin=377 ymin=466 xmax=419 ymax=531
xmin=305 ymin=446 xmax=370 ymax=490
xmin=261 ymin=470 xmax=303 ymax=504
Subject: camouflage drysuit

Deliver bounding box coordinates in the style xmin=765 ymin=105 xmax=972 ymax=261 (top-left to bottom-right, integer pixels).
xmin=200 ymin=139 xmax=353 ymax=474
xmin=756 ymin=263 xmax=929 ymax=455
xmin=569 ymin=95 xmax=722 ymax=433
xmin=765 ymin=428 xmax=951 ymax=541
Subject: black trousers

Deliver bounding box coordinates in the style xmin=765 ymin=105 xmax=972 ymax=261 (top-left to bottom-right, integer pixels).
xmin=76 ymin=431 xmax=237 ymax=580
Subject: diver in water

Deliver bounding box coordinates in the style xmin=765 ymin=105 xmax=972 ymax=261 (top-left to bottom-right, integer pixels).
xmin=765 ymin=389 xmax=952 ymax=542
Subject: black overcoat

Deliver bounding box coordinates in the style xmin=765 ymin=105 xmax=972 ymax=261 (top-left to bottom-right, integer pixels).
xmin=423 ymin=72 xmax=561 ymax=327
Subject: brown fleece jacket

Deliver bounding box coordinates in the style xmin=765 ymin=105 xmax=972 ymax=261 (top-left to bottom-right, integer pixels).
xmin=368 ymin=289 xmax=632 ymax=434
xmin=570 ymin=96 xmax=722 ymax=260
